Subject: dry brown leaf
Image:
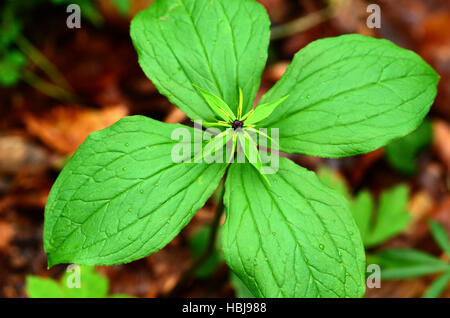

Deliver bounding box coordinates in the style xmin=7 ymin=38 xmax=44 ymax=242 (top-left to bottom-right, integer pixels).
xmin=0 ymin=221 xmax=14 ymax=251
xmin=408 ymin=190 xmax=435 ymax=224
xmin=264 ymin=61 xmax=289 ymax=83
xmin=24 ymin=104 xmax=128 ymax=154
xmin=433 ymin=119 xmax=450 ymax=172
xmin=164 ymin=106 xmax=187 ymax=124
xmin=330 ymin=0 xmax=376 ymax=36
xmin=420 ymin=13 xmax=450 ymax=120
xmin=365 ymin=278 xmax=429 ymax=298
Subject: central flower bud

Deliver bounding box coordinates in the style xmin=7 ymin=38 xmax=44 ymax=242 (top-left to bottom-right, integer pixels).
xmin=231 ymin=119 xmax=244 ymax=130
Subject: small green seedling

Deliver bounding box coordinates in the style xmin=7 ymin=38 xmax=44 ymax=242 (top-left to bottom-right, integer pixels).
xmin=26 ymin=266 xmax=131 ymax=298
xmin=368 ymin=220 xmax=450 ymax=298
xmin=385 ymin=119 xmax=432 ymax=175
xmin=43 ymin=0 xmax=439 ymax=298
xmin=352 ymin=186 xmax=411 ymax=248
xmin=318 ymin=167 xmax=411 ymax=248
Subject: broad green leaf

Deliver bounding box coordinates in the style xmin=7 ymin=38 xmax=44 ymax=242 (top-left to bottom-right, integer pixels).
xmin=44 ymin=116 xmax=227 ymax=266
xmin=350 ymin=190 xmax=373 ymax=241
xmin=368 ymin=248 xmax=449 ymax=279
xmin=244 ymin=95 xmax=289 ymax=125
xmin=423 ymin=271 xmax=450 ymax=298
xmin=385 ymin=120 xmax=432 ymax=175
xmin=26 ymin=266 xmax=129 ymax=298
xmin=189 ymin=227 xmax=222 ymax=278
xmin=193 ymin=85 xmax=235 ymax=121
xmin=222 ymin=157 xmax=366 ymax=297
xmin=428 ymin=220 xmax=450 ymax=255
xmin=230 ymin=273 xmax=256 ymax=298
xmin=130 ymin=0 xmax=270 ymax=121
xmin=259 ymin=34 xmax=439 ymax=158
xmin=364 ymin=185 xmax=411 ymax=247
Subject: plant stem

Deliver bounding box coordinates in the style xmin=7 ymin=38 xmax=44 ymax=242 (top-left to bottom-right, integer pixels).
xmin=22 ymin=69 xmax=76 ymax=102
xmin=167 ymin=199 xmax=225 ymax=297
xmin=270 ymin=6 xmax=335 ymax=40
xmin=16 ymin=36 xmax=73 ymax=92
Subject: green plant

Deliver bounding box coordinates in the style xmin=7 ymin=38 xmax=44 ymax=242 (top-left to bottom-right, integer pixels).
xmin=368 ymin=220 xmax=450 ymax=298
xmin=0 ymin=1 xmax=76 ymax=101
xmin=51 ymin=0 xmax=132 ymax=21
xmin=352 ymin=185 xmax=411 ymax=248
xmin=318 ymin=168 xmax=411 ymax=248
xmin=0 ymin=4 xmax=25 ymax=86
xmin=189 ymin=226 xmax=222 ymax=278
xmin=43 ymin=0 xmax=439 ymax=298
xmin=111 ymin=0 xmax=132 ymax=16
xmin=50 ymin=0 xmax=103 ymax=25
xmin=26 ymin=266 xmax=131 ymax=298
xmin=0 ymin=0 xmax=129 ymax=91
xmin=189 ymin=225 xmax=258 ymax=298
xmin=385 ymin=119 xmax=432 ymax=175
xmin=189 ymin=226 xmax=257 ymax=298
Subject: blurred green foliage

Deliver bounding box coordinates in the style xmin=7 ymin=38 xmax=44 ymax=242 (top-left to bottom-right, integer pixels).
xmin=368 ymin=220 xmax=450 ymax=298
xmin=0 ymin=3 xmax=25 ymax=86
xmin=385 ymin=120 xmax=432 ymax=175
xmin=0 ymin=50 xmax=26 ymax=86
xmin=318 ymin=167 xmax=411 ymax=248
xmin=318 ymin=167 xmax=449 ymax=297
xmin=26 ymin=266 xmax=132 ymax=298
xmin=188 ymin=226 xmax=258 ymax=297
xmin=51 ymin=0 xmax=104 ymax=25
xmin=0 ymin=0 xmax=131 ymax=87
xmin=112 ymin=0 xmax=132 ymax=16
xmin=189 ymin=227 xmax=222 ymax=278
xmin=354 ymin=185 xmax=411 ymax=248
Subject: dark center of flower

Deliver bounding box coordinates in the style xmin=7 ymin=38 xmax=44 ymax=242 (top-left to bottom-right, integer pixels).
xmin=231 ymin=119 xmax=244 ymax=130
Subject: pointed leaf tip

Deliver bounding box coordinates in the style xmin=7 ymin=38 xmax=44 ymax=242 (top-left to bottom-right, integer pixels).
xmin=193 ymin=84 xmax=236 ymax=122
xmin=245 ymin=95 xmax=289 ymax=125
